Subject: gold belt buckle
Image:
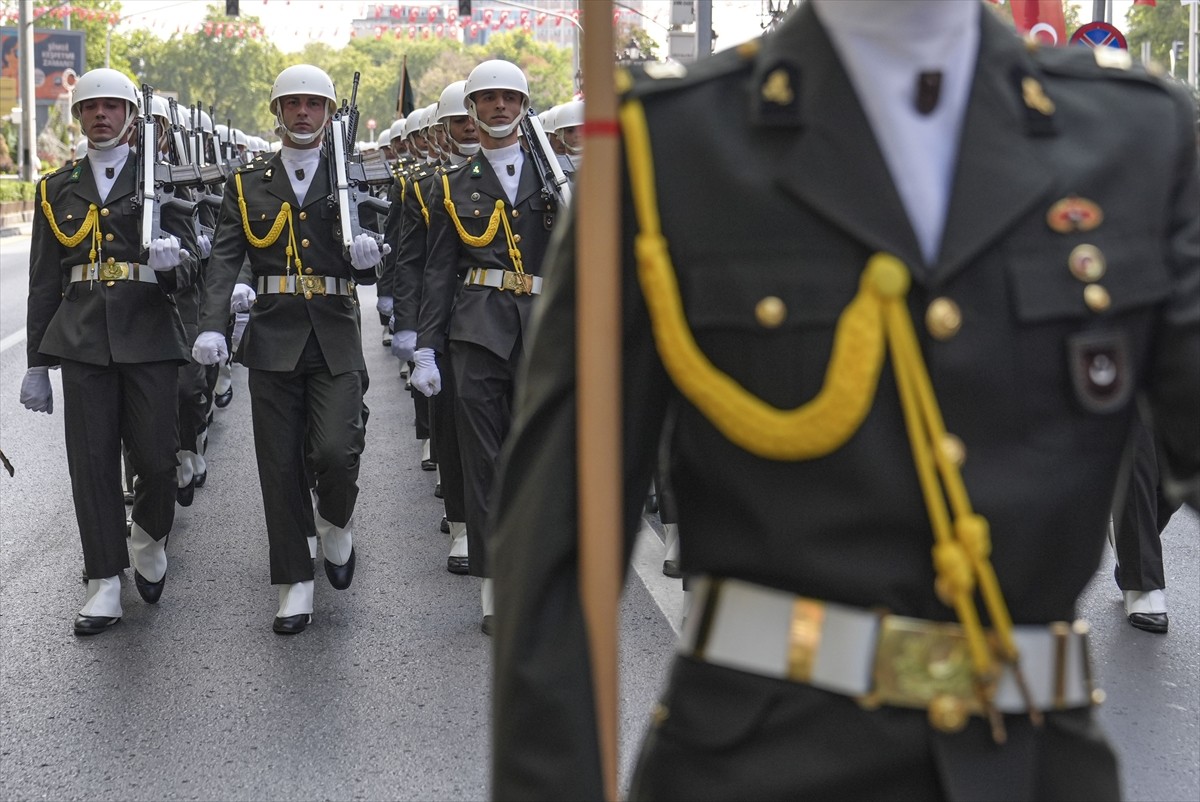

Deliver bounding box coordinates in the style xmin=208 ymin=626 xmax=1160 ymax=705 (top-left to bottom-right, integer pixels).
xmin=298 ymin=275 xmax=326 ymax=299
xmin=502 ymin=270 xmax=532 ymax=295
xmin=99 ymin=262 xmax=129 ymax=281
xmin=869 ymin=615 xmax=979 ymax=732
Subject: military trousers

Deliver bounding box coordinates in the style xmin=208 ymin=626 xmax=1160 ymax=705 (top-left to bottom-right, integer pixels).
xmin=248 ymin=332 xmax=366 ymax=585
xmin=177 ymin=358 xmax=209 ymax=454
xmin=430 ymin=349 xmax=466 ymax=523
xmin=449 ymin=339 xmax=519 ymax=578
xmin=630 ymin=655 xmax=1120 ymax=802
xmin=60 ymin=358 xmax=179 ymax=580
xmin=1112 ymin=417 xmax=1178 ymax=592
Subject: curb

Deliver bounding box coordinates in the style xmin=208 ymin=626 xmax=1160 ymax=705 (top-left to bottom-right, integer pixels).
xmin=0 ymin=222 xmax=32 ymax=238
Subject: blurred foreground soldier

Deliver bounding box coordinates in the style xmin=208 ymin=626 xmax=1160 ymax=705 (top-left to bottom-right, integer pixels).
xmin=22 ymin=68 xmax=198 ymax=635
xmin=490 ymin=2 xmax=1200 ymax=799
xmin=193 ymin=64 xmax=387 ymax=634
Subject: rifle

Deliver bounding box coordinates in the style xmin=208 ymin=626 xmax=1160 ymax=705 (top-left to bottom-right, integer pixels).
xmin=326 ymin=72 xmax=391 ymax=268
xmin=520 ymin=105 xmax=572 ymax=208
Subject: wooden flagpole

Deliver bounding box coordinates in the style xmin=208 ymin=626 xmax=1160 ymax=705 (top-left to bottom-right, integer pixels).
xmin=576 ymin=1 xmax=620 ymax=800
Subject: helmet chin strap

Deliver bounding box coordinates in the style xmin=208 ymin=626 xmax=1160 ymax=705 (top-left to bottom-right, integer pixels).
xmin=90 ymin=102 xmax=137 ymax=151
xmin=452 ymin=138 xmax=480 ymax=157
xmin=276 ymin=108 xmax=328 ymax=146
xmin=467 ymin=98 xmax=528 ymax=140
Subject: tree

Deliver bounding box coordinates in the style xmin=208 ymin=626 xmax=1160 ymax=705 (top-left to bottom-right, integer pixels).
xmin=8 ymin=0 xmax=126 ymax=72
xmin=469 ymin=30 xmax=574 ymax=110
xmin=1126 ymin=1 xmax=1191 ymax=80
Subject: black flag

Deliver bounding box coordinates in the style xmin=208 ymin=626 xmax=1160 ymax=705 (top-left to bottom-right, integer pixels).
xmin=397 ymin=55 xmax=415 ymax=117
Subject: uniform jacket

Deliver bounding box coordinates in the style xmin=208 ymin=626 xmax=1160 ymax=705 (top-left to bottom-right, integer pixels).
xmin=27 ymin=154 xmax=198 ymax=368
xmin=416 ymin=153 xmax=557 ymax=357
xmin=200 ymin=150 xmax=374 ymax=376
xmin=489 ymin=6 xmax=1200 ymax=800
xmin=392 ymin=161 xmax=461 ymax=331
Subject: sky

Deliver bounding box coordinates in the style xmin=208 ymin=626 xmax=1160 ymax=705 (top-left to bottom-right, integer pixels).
xmin=109 ymin=0 xmax=1140 ymax=55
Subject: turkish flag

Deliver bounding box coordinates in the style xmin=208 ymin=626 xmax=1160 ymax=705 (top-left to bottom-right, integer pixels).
xmin=1011 ymin=0 xmax=1067 ymax=46
xmin=1132 ymin=0 xmax=1156 ymax=6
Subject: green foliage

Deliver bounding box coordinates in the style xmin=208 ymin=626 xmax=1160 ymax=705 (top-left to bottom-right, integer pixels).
xmin=471 ymin=30 xmax=575 ymax=111
xmin=13 ymin=0 xmax=126 ymax=72
xmin=1127 ymin=1 xmax=1191 ymax=80
xmin=0 ymin=179 xmax=34 ymax=201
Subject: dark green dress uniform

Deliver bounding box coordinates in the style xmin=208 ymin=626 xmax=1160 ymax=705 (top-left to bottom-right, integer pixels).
xmin=199 ymin=151 xmax=375 ymax=585
xmin=394 ymin=160 xmax=468 ymax=530
xmin=27 ymin=154 xmax=198 ymax=581
xmin=489 ymin=7 xmax=1200 ymax=801
xmin=418 ymin=154 xmax=557 ymax=578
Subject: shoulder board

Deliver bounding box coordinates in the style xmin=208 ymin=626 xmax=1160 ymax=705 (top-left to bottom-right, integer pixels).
xmin=40 ymin=162 xmax=74 ymax=183
xmin=618 ymin=42 xmax=759 ymax=102
xmin=1031 ymin=41 xmax=1169 ymax=89
xmin=237 ymin=158 xmax=269 ymax=174
xmin=441 ymin=161 xmax=464 ymax=175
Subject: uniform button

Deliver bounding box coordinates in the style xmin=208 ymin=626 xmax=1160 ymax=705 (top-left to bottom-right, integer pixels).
xmin=470 ymin=192 xmax=481 ymax=201
xmin=511 ymin=209 xmax=520 ymax=218
xmin=925 ymin=298 xmax=962 ymax=340
xmin=301 ymin=238 xmax=310 ymax=248
xmin=651 ymin=703 xmax=669 ymax=727
xmin=928 ymin=695 xmax=968 ymax=734
xmin=304 ymin=267 xmax=314 ymax=275
xmin=1084 ymin=284 xmax=1111 ymax=312
xmin=100 ymin=208 xmax=110 ymax=217
xmin=754 ymin=296 xmax=787 ymax=328
xmin=940 ymin=434 xmax=966 ymax=467
xmin=512 ymin=234 xmax=522 ymax=244
xmin=66 ymin=214 xmax=73 ymax=220
xmin=105 ymin=281 xmax=115 ymax=287
xmin=105 ymin=233 xmax=114 ymax=242
xmin=1068 ymin=244 xmax=1105 ymax=282
xmin=106 ymin=256 xmax=116 ymax=264
xmin=299 ymin=211 xmax=308 ymax=220
xmin=260 ymin=213 xmax=267 ymax=220
xmin=473 ymin=209 xmax=480 ymax=217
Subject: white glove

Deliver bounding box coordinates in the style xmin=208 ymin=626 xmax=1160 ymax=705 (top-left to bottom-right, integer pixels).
xmin=390 ymin=329 xmax=417 ymax=362
xmin=19 ymin=366 xmax=52 ymax=414
xmin=230 ymin=282 xmax=257 ymax=313
xmin=349 ymin=233 xmax=391 ymax=271
xmin=376 ymin=295 xmax=394 ymax=316
xmin=410 ymin=348 xmax=441 ymax=397
xmin=196 ymin=233 xmax=212 ymax=259
xmin=231 ymin=311 xmax=250 ymax=351
xmin=148 ymin=235 xmax=182 ymax=272
xmin=192 ymin=330 xmax=229 ymax=366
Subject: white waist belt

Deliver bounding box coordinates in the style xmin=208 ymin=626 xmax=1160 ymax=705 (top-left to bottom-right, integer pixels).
xmin=256 ymin=275 xmax=355 ymax=297
xmin=680 ymin=576 xmax=1100 ymax=717
xmin=69 ymin=263 xmax=159 ymax=284
xmin=464 ymin=267 xmax=542 ymax=296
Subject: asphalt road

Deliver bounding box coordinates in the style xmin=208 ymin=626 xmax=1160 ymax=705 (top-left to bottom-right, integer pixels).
xmin=0 ymin=233 xmax=1196 ymax=801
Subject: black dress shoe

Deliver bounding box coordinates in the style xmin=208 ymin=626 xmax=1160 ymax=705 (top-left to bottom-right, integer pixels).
xmin=1128 ymin=612 xmax=1169 ymax=633
xmin=481 ymin=615 xmax=494 ymax=636
xmin=421 ymin=459 xmax=437 ymax=472
xmin=177 ymin=478 xmax=195 ymax=507
xmin=134 ymin=571 xmax=165 ymax=604
xmin=645 ymin=493 xmax=659 ymax=514
xmin=214 ymin=387 xmax=233 ymax=409
xmin=74 ymin=614 xmax=120 ymax=635
xmin=273 ymin=614 xmax=311 ymax=634
xmin=440 ymin=516 xmax=450 ymax=534
xmin=194 ymin=470 xmax=207 ymax=489
xmin=434 ymin=482 xmax=443 ymax=499
xmin=324 ymin=547 xmax=356 ymax=590
xmin=447 ymin=556 xmax=469 ymax=575
xmin=123 ymin=491 xmax=135 ymax=506
xmin=662 ymin=560 xmax=682 ymax=579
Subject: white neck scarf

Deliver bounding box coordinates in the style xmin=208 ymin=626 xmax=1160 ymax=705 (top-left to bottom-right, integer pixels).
xmin=279 ymin=144 xmax=322 ymax=206
xmin=87 ymin=143 xmax=131 ymax=204
xmin=482 ymin=141 xmax=524 ymax=205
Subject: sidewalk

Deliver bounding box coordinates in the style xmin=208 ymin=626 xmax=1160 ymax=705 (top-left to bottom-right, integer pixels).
xmin=0 ymin=220 xmax=32 ymax=239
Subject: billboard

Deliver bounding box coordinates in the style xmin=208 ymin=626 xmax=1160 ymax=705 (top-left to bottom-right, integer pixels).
xmin=1 ymin=27 xmax=87 ymax=116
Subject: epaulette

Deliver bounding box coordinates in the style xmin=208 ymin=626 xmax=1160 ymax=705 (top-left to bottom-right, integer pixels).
xmin=236 ymin=156 xmax=269 ymax=174
xmin=441 ymin=160 xmax=465 ymax=175
xmin=1031 ymin=40 xmax=1169 ymax=89
xmin=39 ymin=161 xmax=74 ymax=184
xmin=617 ymin=41 xmax=759 ymax=101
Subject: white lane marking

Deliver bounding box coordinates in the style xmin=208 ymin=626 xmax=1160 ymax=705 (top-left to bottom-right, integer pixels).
xmin=631 ymin=516 xmax=687 ymax=635
xmin=0 ymin=329 xmax=26 ymax=353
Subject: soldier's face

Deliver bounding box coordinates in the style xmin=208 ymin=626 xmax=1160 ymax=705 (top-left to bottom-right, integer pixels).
xmin=279 ymin=94 xmax=328 ymax=144
xmin=560 ymin=125 xmax=582 ymax=152
xmin=79 ymin=98 xmax=128 ymax=145
xmin=446 ymin=115 xmax=478 ymax=151
xmin=472 ymin=90 xmax=522 ymax=128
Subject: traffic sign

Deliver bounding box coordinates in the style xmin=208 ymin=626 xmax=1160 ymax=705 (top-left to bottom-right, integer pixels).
xmin=1070 ymin=22 xmax=1128 ymax=50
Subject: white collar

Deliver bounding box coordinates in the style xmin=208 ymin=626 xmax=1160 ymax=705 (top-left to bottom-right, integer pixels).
xmin=87 ymin=143 xmax=130 ymax=166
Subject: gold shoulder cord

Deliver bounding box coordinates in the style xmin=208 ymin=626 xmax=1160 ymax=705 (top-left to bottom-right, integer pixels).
xmin=620 ymin=97 xmax=1034 ymax=741
xmin=40 ymin=179 xmax=102 ymax=267
xmin=412 ymin=178 xmax=431 ymax=228
xmin=234 ymin=171 xmax=302 ymax=274
xmin=440 ymin=173 xmax=525 ymax=276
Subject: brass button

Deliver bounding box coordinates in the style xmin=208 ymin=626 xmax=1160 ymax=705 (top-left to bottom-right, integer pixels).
xmin=473 ymin=209 xmax=480 ymax=217
xmin=511 ymin=209 xmax=520 ymax=218
xmin=105 ymin=233 xmax=114 ymax=242
xmin=66 ymin=214 xmax=73 ymax=220
xmin=928 ymin=694 xmax=969 ymax=734
xmin=940 ymin=434 xmax=966 ymax=467
xmin=470 ymin=192 xmax=481 ymax=201
xmin=260 ymin=213 xmax=267 ymax=220
xmin=650 ymin=702 xmax=669 ymax=727
xmin=105 ymin=281 xmax=115 ymax=287
xmin=754 ymin=296 xmax=787 ymax=328
xmin=512 ymin=234 xmax=522 ymax=244
xmin=1068 ymin=244 xmax=1105 ymax=282
xmin=301 ymin=238 xmax=310 ymax=248
xmin=1091 ymin=689 xmax=1107 ymax=706
xmin=925 ymin=298 xmax=962 ymax=340
xmin=100 ymin=208 xmax=110 ymax=217
xmin=304 ymin=291 xmax=313 ymax=300
xmin=299 ymin=211 xmax=307 ymax=220
xmin=304 ymin=267 xmax=314 ymax=275
xmin=1084 ymin=284 xmax=1111 ymax=312
xmin=106 ymin=256 xmax=116 ymax=264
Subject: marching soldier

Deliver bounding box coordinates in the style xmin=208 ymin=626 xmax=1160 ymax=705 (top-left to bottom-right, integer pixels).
xmin=410 ymin=60 xmax=559 ymax=634
xmin=489 ymin=1 xmax=1200 ymax=799
xmin=22 ymin=68 xmax=199 ymax=635
xmin=192 ymin=64 xmax=388 ymax=634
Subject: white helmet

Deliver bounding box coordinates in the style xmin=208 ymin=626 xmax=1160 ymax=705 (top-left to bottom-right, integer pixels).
xmin=420 ymin=103 xmax=443 ymax=160
xmin=231 ymin=128 xmax=249 ymax=149
xmin=70 ymin=68 xmax=140 ymax=150
xmin=195 ymin=109 xmax=214 ymax=135
xmin=438 ymin=81 xmax=479 ymax=157
xmin=538 ymin=106 xmax=557 ymax=133
xmin=388 ymin=118 xmax=406 ymax=144
xmin=269 ymin=64 xmax=337 ymax=145
xmin=149 ymin=94 xmax=170 ymax=121
xmin=419 ymin=102 xmax=439 ymax=132
xmin=464 ymin=59 xmax=529 ymax=139
xmin=553 ymin=99 xmax=584 ymax=132
xmin=401 ymin=111 xmax=424 ymax=140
